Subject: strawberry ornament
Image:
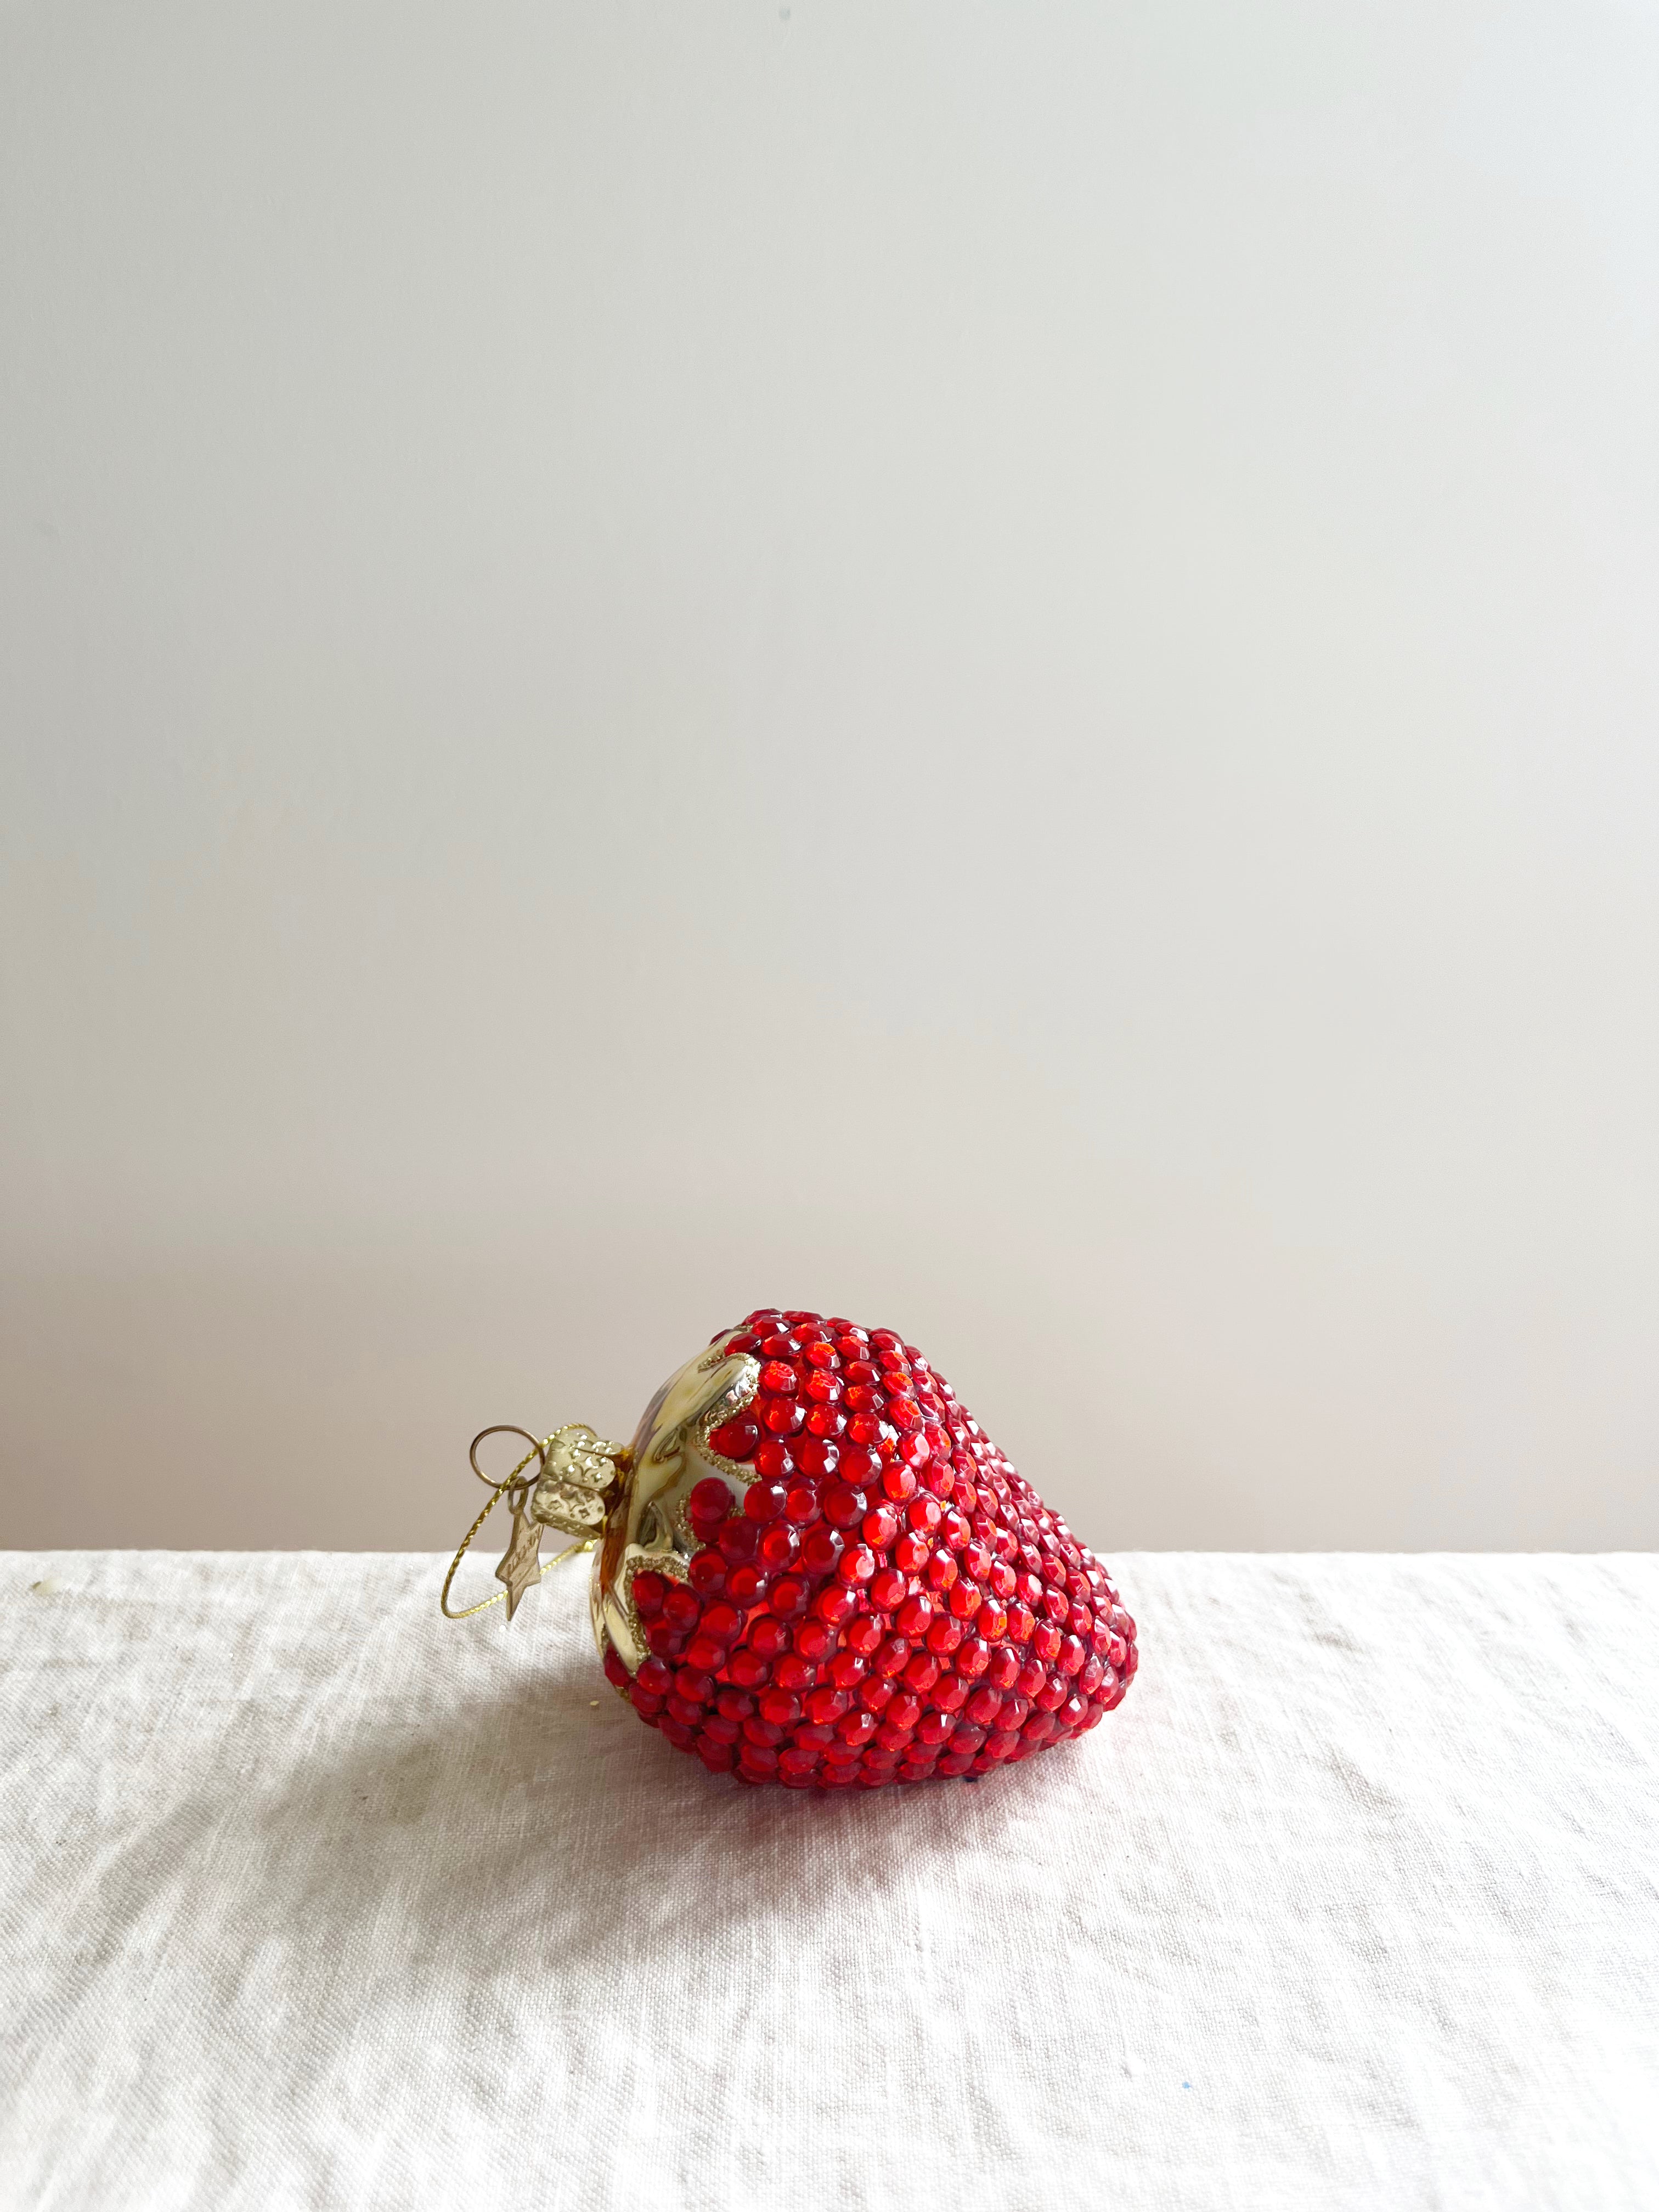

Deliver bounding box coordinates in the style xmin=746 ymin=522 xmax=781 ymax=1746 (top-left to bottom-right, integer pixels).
xmin=445 ymin=1308 xmax=1138 ymax=1790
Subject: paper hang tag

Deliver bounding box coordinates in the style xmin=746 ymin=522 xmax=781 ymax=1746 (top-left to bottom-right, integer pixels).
xmin=494 ymin=1495 xmax=545 ymax=1622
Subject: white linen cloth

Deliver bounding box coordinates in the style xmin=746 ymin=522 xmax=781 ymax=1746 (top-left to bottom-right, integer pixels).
xmin=2 ymin=1550 xmax=1654 ymax=2211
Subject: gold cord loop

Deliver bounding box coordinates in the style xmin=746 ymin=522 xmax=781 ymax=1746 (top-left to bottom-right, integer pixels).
xmin=439 ymin=1428 xmax=595 ymax=1621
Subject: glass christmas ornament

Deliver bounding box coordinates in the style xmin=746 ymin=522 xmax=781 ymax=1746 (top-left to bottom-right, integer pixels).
xmin=443 ymin=1308 xmax=1138 ymax=1790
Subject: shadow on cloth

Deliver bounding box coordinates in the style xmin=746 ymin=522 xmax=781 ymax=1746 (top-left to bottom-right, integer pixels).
xmin=215 ymin=1640 xmax=1073 ymax=2005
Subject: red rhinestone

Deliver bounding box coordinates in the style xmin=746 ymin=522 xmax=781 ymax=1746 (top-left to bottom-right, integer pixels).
xmin=868 ymin=1566 xmax=906 ymax=1610
xmin=701 ymin=1601 xmax=741 ymax=1643
xmin=769 ymin=1575 xmax=808 ymax=1617
xmin=754 ymin=1438 xmax=794 ymax=1482
xmin=728 ymin=1648 xmax=771 ymax=1688
xmin=744 ymin=1480 xmax=788 ymax=1524
xmin=662 ymin=1585 xmax=701 ymax=1632
xmin=725 ymin=1563 xmax=766 ymax=1606
xmin=837 ymin=1443 xmax=881 ymax=1484
xmin=821 ymin=1483 xmax=866 ymax=1530
xmin=794 ymin=1618 xmax=837 ymax=1662
xmin=758 ymin=1359 xmax=798 ymax=1397
xmin=896 ymin=1592 xmax=933 ymax=1637
xmin=632 ymin=1572 xmax=667 ymax=1617
xmin=837 ymin=1615 xmax=877 ymax=1658
xmin=707 ymin=1415 xmax=761 ymax=1462
xmin=687 ymin=1549 xmax=726 ymax=1595
xmin=814 ymin=1583 xmax=857 ymax=1626
xmin=760 ymin=1334 xmax=803 ymax=1359
xmin=861 ymin=1504 xmax=900 ymax=1549
xmin=687 ymin=1474 xmax=731 ymax=1520
xmin=758 ymin=1523 xmax=799 ymax=1570
xmin=717 ymin=1518 xmax=759 ymax=1565
xmin=800 ymin=1527 xmax=843 ymax=1576
xmin=759 ymin=1395 xmax=804 ymax=1437
xmin=795 ymin=1436 xmax=840 ymax=1479
xmin=749 ymin=1616 xmax=789 ymax=1658
xmin=804 ymin=1404 xmax=847 ymax=1440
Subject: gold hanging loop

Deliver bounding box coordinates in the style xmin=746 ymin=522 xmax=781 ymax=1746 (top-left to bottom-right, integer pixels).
xmin=439 ymin=1428 xmax=594 ymax=1621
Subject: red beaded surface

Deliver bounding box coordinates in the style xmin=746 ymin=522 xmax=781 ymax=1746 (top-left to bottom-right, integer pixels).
xmin=617 ymin=1308 xmax=1138 ymax=1790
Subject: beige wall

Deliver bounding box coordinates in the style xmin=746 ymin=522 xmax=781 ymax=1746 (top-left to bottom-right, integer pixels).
xmin=4 ymin=1 xmax=1657 ymax=1554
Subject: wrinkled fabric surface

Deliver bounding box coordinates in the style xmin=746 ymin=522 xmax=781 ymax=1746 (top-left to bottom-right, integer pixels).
xmin=2 ymin=1550 xmax=1655 ymax=2211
